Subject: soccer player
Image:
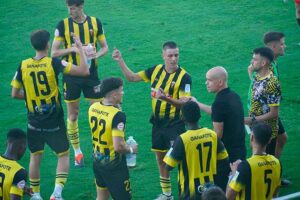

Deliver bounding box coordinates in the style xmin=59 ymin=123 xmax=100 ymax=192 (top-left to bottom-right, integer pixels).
xmin=245 ymin=47 xmax=281 ymax=156
xmin=0 ymin=128 xmax=27 ymax=200
xmin=112 ymin=41 xmax=192 ymax=200
xmin=191 ymin=66 xmax=246 ymax=163
xmin=88 ymin=77 xmax=138 ymax=200
xmin=226 ymin=122 xmax=281 ymax=200
xmin=51 ymin=0 xmax=109 ymax=167
xmin=248 ymin=32 xmax=290 ymax=185
xmin=11 ymin=29 xmax=89 ymax=200
xmin=163 ymin=101 xmax=229 ymax=199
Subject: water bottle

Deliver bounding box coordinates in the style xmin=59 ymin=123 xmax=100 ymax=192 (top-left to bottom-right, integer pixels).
xmin=85 ymin=43 xmax=94 ymax=68
xmin=126 ymin=136 xmax=137 ymax=167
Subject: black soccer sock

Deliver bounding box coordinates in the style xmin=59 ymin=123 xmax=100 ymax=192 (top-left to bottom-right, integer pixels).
xmin=297 ymin=18 xmax=300 ymax=26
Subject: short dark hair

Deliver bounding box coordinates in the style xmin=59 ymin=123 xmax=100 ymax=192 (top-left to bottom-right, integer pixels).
xmin=30 ymin=30 xmax=50 ymax=51
xmin=252 ymin=122 xmax=272 ymax=146
xmin=253 ymin=47 xmax=274 ymax=63
xmin=99 ymin=77 xmax=123 ymax=97
xmin=202 ymin=186 xmax=226 ymax=200
xmin=7 ymin=128 xmax=26 ymax=143
xmin=181 ymin=101 xmax=201 ymax=123
xmin=66 ymin=0 xmax=84 ymax=6
xmin=163 ymin=41 xmax=177 ymax=50
xmin=263 ymin=32 xmax=285 ymax=44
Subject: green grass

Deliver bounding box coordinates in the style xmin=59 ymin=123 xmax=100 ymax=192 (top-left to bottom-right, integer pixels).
xmin=1 ymin=0 xmax=299 ymax=199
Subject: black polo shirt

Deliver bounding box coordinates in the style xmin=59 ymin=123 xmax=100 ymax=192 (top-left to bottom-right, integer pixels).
xmin=211 ymin=88 xmax=246 ymax=162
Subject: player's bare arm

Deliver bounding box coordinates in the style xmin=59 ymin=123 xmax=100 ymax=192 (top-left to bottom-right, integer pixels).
xmin=112 ymin=48 xmax=142 ymax=82
xmin=68 ymin=34 xmax=90 ymax=76
xmin=190 ymin=96 xmax=212 ymax=114
xmin=94 ymin=38 xmax=108 ymax=59
xmin=244 ymin=106 xmax=279 ymax=125
xmin=51 ymin=39 xmax=79 ymax=58
xmin=11 ymin=88 xmax=24 ymax=99
xmin=113 ymin=136 xmax=138 ymax=154
xmin=156 ymin=88 xmax=185 ymax=108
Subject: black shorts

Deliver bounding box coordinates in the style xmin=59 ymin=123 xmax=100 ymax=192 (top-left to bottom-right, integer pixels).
xmin=93 ymin=156 xmax=131 ymax=200
xmin=27 ymin=116 xmax=69 ymax=155
xmin=278 ymin=118 xmax=286 ymax=135
xmin=63 ymin=76 xmax=101 ymax=101
xmin=151 ymin=120 xmax=186 ymax=151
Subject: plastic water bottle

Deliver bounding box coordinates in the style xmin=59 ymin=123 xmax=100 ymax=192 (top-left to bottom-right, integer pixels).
xmin=126 ymin=136 xmax=137 ymax=167
xmin=85 ymin=43 xmax=94 ymax=67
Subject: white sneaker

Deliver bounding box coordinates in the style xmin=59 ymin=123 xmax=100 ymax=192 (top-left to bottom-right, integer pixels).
xmin=154 ymin=194 xmax=174 ymax=200
xmin=30 ymin=193 xmax=43 ymax=200
xmin=50 ymin=193 xmax=64 ymax=200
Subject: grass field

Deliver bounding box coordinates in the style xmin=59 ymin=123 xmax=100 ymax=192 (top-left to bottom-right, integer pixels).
xmin=1 ymin=0 xmax=299 ymax=199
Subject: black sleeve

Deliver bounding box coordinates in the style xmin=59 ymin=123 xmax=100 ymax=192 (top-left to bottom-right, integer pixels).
xmin=12 ymin=168 xmax=27 ymax=186
xmin=235 ymin=161 xmax=251 ymax=186
xmin=170 ymin=136 xmax=185 ymax=161
xmin=96 ymin=18 xmax=104 ymax=36
xmin=112 ymin=111 xmax=126 ymax=130
xmin=52 ymin=58 xmax=64 ymax=75
xmin=211 ymin=100 xmax=226 ymax=123
xmin=55 ymin=20 xmax=65 ymax=37
xmin=14 ymin=63 xmax=23 ymax=83
xmin=179 ymin=73 xmax=192 ymax=91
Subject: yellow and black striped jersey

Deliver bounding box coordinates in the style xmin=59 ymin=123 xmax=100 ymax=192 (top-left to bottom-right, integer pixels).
xmin=54 ymin=16 xmax=106 ymax=79
xmin=11 ymin=57 xmax=72 ymax=128
xmin=88 ymin=102 xmax=126 ymax=166
xmin=138 ymin=64 xmax=191 ymax=123
xmin=249 ymin=72 xmax=281 ymax=138
xmin=0 ymin=156 xmax=27 ymax=200
xmin=164 ymin=128 xmax=228 ymax=200
xmin=228 ymin=154 xmax=281 ymax=200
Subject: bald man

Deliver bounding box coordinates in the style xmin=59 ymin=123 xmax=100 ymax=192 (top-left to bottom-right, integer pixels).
xmin=192 ymin=67 xmax=246 ymax=163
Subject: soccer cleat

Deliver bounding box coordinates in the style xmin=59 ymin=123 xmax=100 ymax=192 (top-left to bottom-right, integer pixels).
xmin=30 ymin=193 xmax=43 ymax=200
xmin=154 ymin=194 xmax=174 ymax=200
xmin=74 ymin=153 xmax=84 ymax=167
xmin=50 ymin=193 xmax=64 ymax=200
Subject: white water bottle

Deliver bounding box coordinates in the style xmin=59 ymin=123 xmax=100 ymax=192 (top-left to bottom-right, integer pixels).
xmin=126 ymin=136 xmax=137 ymax=167
xmin=85 ymin=43 xmax=94 ymax=67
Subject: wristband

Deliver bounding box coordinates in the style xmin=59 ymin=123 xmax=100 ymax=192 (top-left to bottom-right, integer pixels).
xmin=129 ymin=146 xmax=133 ymax=154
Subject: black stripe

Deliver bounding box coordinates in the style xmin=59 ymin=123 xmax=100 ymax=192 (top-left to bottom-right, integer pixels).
xmin=182 ymin=154 xmax=190 ymax=199
xmin=164 ymin=68 xmax=182 ymax=120
xmin=68 ymin=18 xmax=77 ymax=65
xmin=151 ymin=65 xmax=164 ymax=89
xmin=40 ymin=99 xmax=46 ymax=105
xmin=245 ymin=161 xmax=252 ymax=200
xmin=31 ymin=100 xmax=37 ymax=113
xmin=87 ymin=16 xmax=94 ymax=44
xmin=154 ymin=71 xmax=170 ymax=118
xmin=78 ymin=23 xmax=85 ymax=44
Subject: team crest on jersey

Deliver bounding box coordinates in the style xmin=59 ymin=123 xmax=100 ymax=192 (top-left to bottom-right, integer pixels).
xmin=117 ymin=122 xmax=124 ymax=131
xmin=17 ymin=180 xmax=26 ymax=189
xmin=171 ymin=81 xmax=176 ymax=88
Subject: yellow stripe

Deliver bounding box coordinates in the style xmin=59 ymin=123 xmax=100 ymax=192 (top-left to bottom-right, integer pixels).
xmin=98 ymin=34 xmax=106 ymax=42
xmin=64 ymin=98 xmax=81 ymax=103
xmin=268 ymin=104 xmax=279 ymax=107
xmin=91 ymin=17 xmax=98 ymax=44
xmin=11 ymin=79 xmax=22 ymax=89
xmin=32 ymin=150 xmax=44 ymax=155
xmin=163 ymin=156 xmax=178 ymax=168
xmin=137 ymin=71 xmax=150 ymax=82
xmin=63 ymin=62 xmax=72 ymax=74
xmin=151 ymin=148 xmax=168 ymax=152
xmin=112 ymin=129 xmax=124 ymax=137
xmin=10 ymin=185 xmax=24 ymax=197
xmin=83 ymin=21 xmax=90 ymax=44
xmin=57 ymin=149 xmax=70 ymax=157
xmin=54 ymin=36 xmax=64 ymax=42
xmin=217 ymin=150 xmax=228 ymax=160
xmin=64 ymin=19 xmax=72 ymax=63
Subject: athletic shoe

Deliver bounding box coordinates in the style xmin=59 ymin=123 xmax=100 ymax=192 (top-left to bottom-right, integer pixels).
xmin=74 ymin=153 xmax=84 ymax=167
xmin=50 ymin=193 xmax=64 ymax=200
xmin=30 ymin=193 xmax=43 ymax=200
xmin=154 ymin=194 xmax=174 ymax=200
